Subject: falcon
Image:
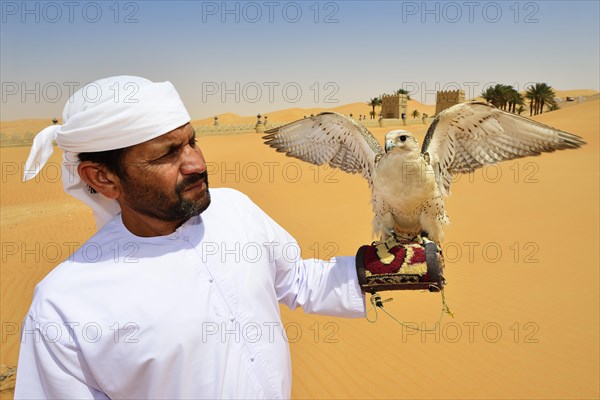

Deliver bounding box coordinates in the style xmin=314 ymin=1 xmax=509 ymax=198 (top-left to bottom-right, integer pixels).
xmin=263 ymin=102 xmax=585 ymax=243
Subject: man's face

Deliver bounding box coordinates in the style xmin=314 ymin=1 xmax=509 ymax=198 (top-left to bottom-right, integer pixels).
xmin=117 ymin=123 xmax=211 ymax=223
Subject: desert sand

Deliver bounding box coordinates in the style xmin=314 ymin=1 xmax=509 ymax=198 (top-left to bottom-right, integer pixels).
xmin=174 ymin=100 xmax=435 ymax=126
xmin=0 ymin=99 xmax=436 ymax=133
xmin=0 ymin=97 xmax=598 ymax=399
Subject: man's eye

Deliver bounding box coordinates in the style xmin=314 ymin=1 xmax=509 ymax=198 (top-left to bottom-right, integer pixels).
xmin=189 ymin=137 xmax=197 ymax=147
xmin=154 ymin=150 xmax=175 ymax=162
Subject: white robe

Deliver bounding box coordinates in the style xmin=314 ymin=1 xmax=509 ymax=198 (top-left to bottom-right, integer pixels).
xmin=14 ymin=188 xmax=365 ymax=399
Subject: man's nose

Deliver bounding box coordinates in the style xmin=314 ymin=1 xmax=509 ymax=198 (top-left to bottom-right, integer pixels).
xmin=180 ymin=145 xmax=206 ymax=175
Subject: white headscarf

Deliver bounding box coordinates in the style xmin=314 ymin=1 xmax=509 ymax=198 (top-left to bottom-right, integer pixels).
xmin=23 ymin=76 xmax=191 ymax=228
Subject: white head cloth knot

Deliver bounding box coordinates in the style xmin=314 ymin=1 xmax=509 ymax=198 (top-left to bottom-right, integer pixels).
xmin=24 ymin=75 xmax=191 ymax=229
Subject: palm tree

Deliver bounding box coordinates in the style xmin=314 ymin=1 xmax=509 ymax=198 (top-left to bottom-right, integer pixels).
xmin=481 ymin=84 xmax=502 ymax=109
xmin=395 ymin=88 xmax=412 ymax=100
xmin=538 ymin=84 xmax=556 ymax=114
xmin=482 ymin=84 xmax=525 ymax=114
xmin=546 ymin=97 xmax=559 ymax=112
xmin=525 ymin=87 xmax=537 ymax=116
xmin=411 ymin=109 xmax=420 ymax=119
xmin=507 ymin=88 xmax=524 ymax=114
xmin=481 ymin=86 xmax=498 ymax=105
xmin=367 ymin=97 xmax=382 ymax=119
xmin=497 ymin=84 xmax=511 ymax=110
xmin=525 ymin=83 xmax=556 ymax=116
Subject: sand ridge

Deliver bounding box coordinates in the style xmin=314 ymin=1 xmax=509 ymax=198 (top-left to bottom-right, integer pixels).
xmin=191 ymin=100 xmax=437 ymax=126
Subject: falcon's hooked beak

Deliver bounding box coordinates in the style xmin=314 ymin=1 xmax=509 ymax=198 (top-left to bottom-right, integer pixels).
xmin=385 ymin=139 xmax=395 ymax=153
xmin=385 ymin=134 xmax=408 ymax=153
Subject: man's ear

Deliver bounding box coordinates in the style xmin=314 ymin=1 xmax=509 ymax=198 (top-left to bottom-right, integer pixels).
xmin=77 ymin=162 xmax=121 ymax=199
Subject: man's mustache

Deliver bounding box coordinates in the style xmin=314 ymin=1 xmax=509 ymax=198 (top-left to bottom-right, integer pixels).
xmin=177 ymin=172 xmax=208 ymax=192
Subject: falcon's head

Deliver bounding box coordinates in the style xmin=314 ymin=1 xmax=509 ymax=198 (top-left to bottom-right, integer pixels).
xmin=384 ymin=130 xmax=419 ymax=153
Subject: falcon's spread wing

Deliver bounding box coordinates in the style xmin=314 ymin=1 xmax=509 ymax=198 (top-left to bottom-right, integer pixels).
xmin=263 ymin=112 xmax=384 ymax=187
xmin=422 ymin=101 xmax=586 ymax=196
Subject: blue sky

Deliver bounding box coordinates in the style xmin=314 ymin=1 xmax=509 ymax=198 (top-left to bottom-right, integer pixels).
xmin=1 ymin=0 xmax=599 ymax=119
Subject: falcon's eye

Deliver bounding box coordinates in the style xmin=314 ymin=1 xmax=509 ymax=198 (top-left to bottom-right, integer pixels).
xmin=399 ymin=135 xmax=407 ymax=142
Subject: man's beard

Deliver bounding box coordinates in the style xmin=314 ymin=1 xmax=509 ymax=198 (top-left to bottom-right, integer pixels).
xmin=121 ymin=172 xmax=211 ymax=223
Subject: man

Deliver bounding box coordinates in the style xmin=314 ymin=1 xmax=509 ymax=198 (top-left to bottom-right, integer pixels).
xmin=15 ymin=76 xmax=366 ymax=399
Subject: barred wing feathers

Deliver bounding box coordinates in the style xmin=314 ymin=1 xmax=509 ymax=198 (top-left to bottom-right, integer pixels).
xmin=263 ymin=112 xmax=384 ymax=187
xmin=421 ymin=101 xmax=586 ymax=196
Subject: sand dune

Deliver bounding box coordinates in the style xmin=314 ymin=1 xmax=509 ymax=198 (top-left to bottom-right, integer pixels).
xmin=553 ymin=89 xmax=599 ymax=98
xmin=192 ymin=100 xmax=436 ymax=126
xmin=0 ymin=98 xmax=598 ymax=399
xmin=0 ymin=119 xmax=61 ymax=134
xmin=0 ymin=100 xmax=434 ymax=138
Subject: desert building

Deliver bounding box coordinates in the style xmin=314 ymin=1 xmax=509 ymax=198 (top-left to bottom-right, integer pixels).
xmin=435 ymin=90 xmax=465 ymax=115
xmin=381 ymin=94 xmax=408 ymax=119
